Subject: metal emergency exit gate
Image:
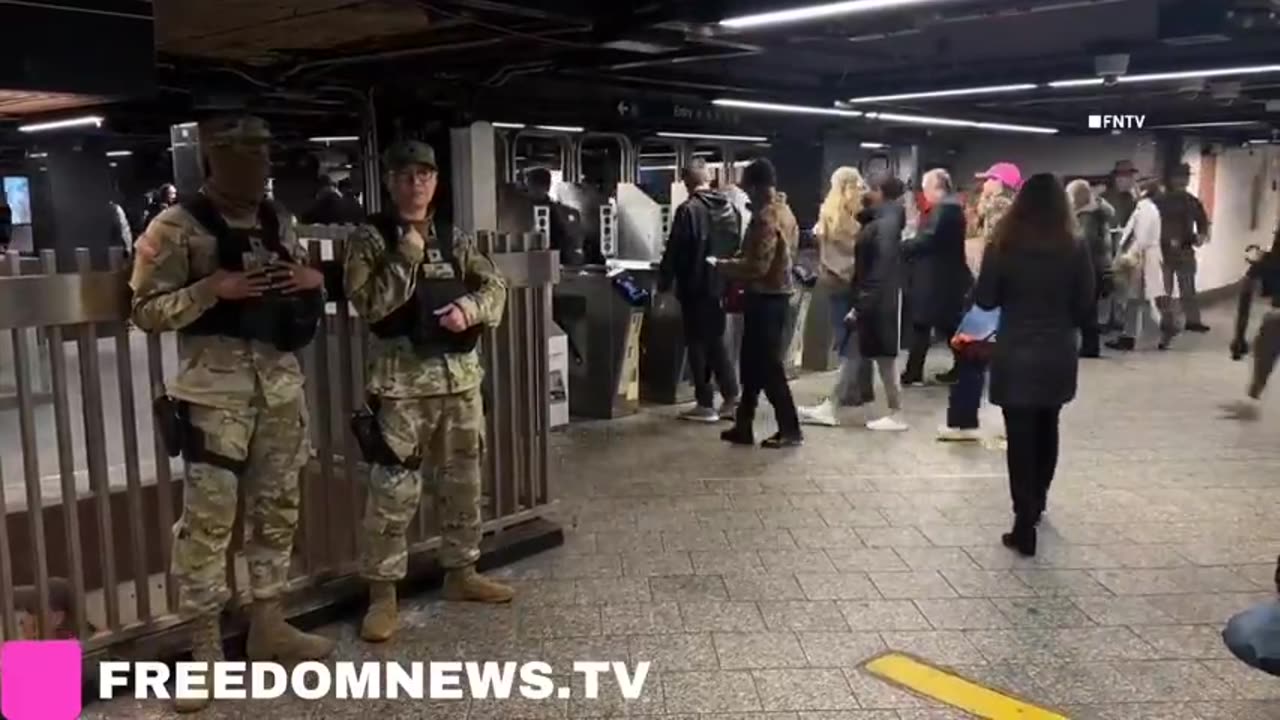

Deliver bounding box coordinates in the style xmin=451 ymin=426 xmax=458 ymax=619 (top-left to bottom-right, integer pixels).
xmin=0 ymin=236 xmax=559 ymax=662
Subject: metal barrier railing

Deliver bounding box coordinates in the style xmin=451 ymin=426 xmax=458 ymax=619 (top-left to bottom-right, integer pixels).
xmin=0 ymin=232 xmax=559 ymax=658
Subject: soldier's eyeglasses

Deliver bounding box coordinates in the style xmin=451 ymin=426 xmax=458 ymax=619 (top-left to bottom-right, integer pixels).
xmin=395 ymin=168 xmax=436 ymax=184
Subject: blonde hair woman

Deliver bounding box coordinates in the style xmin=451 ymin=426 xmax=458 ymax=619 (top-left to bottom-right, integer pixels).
xmin=799 ymin=166 xmax=873 ymax=427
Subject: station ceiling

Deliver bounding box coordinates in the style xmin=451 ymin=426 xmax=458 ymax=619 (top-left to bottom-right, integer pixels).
xmin=6 ymin=0 xmax=1280 ymax=148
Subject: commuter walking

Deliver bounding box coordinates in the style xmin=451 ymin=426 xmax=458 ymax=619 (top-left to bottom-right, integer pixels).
xmin=716 ymin=158 xmax=803 ymax=448
xmin=1223 ymin=221 xmax=1280 ymax=421
xmin=527 ymin=167 xmax=591 ymax=266
xmin=937 ymin=162 xmax=1020 ymax=441
xmin=0 ymin=192 xmax=11 ymax=253
xmin=129 ymin=115 xmax=332 ymax=713
xmin=850 ymin=175 xmax=909 ymax=432
xmin=1067 ymin=179 xmax=1113 ymax=358
xmin=798 ymin=166 xmax=874 ymax=427
xmin=1156 ymin=163 xmax=1211 ymax=332
xmin=1108 ymin=178 xmax=1178 ymax=351
xmin=344 ymin=141 xmax=515 ymax=645
xmin=973 ymin=173 xmax=1095 ymax=557
xmin=902 ymin=168 xmax=971 ymax=385
xmin=1100 ymin=161 xmax=1140 ymax=330
xmin=658 ymin=158 xmax=742 ymax=422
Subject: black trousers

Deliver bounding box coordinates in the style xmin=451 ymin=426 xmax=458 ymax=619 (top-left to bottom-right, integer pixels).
xmin=737 ymin=294 xmax=800 ymax=437
xmin=1001 ymin=406 xmax=1062 ymax=523
xmin=904 ymin=321 xmax=959 ymax=380
xmin=681 ymin=295 xmax=739 ymax=408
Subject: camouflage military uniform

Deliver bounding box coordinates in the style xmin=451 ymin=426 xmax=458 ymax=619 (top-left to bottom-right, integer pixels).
xmin=976 ymin=190 xmax=1014 ymax=245
xmin=343 ymin=143 xmax=507 ymax=588
xmin=131 ymin=145 xmax=310 ymax=618
xmin=130 ymin=117 xmax=331 ymax=714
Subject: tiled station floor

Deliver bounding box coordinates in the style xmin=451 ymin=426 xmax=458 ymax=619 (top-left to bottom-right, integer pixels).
xmin=91 ymin=314 xmax=1280 ymax=719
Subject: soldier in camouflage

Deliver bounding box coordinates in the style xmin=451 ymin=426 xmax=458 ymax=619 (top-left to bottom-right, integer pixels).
xmin=130 ymin=115 xmax=333 ymax=713
xmin=344 ymin=140 xmax=514 ymax=644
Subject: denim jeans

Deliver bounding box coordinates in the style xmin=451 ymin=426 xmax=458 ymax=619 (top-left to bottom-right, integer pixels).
xmin=946 ymin=355 xmax=987 ymax=429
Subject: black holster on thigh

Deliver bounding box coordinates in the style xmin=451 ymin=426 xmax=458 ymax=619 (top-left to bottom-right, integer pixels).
xmin=151 ymin=395 xmax=248 ymax=475
xmin=351 ymin=396 xmax=421 ymax=470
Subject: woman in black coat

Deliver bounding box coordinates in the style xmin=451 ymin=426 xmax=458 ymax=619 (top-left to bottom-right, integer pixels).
xmin=849 ymin=176 xmax=908 ymax=432
xmin=972 ymin=173 xmax=1095 ymax=557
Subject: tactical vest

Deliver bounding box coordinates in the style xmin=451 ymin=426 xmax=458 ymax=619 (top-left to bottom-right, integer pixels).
xmin=366 ymin=212 xmax=483 ymax=356
xmin=179 ymin=195 xmax=323 ymax=352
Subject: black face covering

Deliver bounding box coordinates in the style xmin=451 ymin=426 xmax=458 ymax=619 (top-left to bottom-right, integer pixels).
xmin=204 ymin=143 xmax=270 ymax=216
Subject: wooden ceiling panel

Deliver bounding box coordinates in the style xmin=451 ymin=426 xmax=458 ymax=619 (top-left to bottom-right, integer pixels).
xmin=155 ymin=0 xmax=431 ymax=63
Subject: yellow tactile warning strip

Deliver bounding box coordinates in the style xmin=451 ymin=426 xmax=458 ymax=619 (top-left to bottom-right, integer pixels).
xmin=864 ymin=652 xmax=1070 ymax=719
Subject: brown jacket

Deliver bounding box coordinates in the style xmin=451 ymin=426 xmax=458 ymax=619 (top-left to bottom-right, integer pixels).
xmin=720 ymin=191 xmax=798 ymax=295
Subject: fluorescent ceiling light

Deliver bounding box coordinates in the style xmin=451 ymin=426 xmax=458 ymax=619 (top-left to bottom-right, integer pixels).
xmin=657 ymin=131 xmax=770 ymax=142
xmin=109 ymin=162 xmax=118 ymax=167
xmin=1247 ymin=139 xmax=1277 ymax=145
xmin=106 ymin=150 xmax=132 ymax=157
xmin=308 ymin=135 xmax=359 ymax=143
xmin=1147 ymin=121 xmax=1262 ymax=129
xmin=860 ymin=142 xmax=887 ymax=149
xmin=721 ymin=0 xmax=945 ymax=29
xmin=492 ymin=122 xmax=527 ymax=129
xmin=1123 ymin=63 xmax=1280 ymax=83
xmin=535 ymin=125 xmax=585 ymax=133
xmin=1051 ymin=63 xmax=1280 ymax=88
xmin=19 ymin=115 xmax=104 ymax=133
xmin=26 ymin=152 xmax=48 ymax=159
xmin=865 ymin=110 xmax=1058 ymax=134
xmin=713 ymin=98 xmax=863 ymax=118
xmin=717 ymin=98 xmax=1058 ymax=135
xmin=1048 ymin=78 xmax=1105 ymax=88
xmin=848 ymin=83 xmax=1038 ymax=103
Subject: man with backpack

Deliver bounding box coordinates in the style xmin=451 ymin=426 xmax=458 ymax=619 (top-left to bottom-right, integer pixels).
xmin=658 ymin=158 xmax=742 ymax=422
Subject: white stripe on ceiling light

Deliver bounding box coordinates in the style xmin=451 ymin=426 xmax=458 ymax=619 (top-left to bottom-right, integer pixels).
xmin=848 ymin=83 xmax=1038 ymax=103
xmin=720 ymin=0 xmax=947 ymax=29
xmin=714 ymin=99 xmax=1058 ymax=134
xmin=712 ymin=99 xmax=863 ymax=117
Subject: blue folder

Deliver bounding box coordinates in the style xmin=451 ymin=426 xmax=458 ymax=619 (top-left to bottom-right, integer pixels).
xmin=956 ymin=306 xmax=1001 ymax=341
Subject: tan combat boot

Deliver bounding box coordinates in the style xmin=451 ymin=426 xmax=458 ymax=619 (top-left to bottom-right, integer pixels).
xmin=443 ymin=566 xmax=515 ymax=603
xmin=360 ymin=581 xmax=398 ymax=643
xmin=245 ymin=599 xmax=335 ymax=663
xmin=174 ymin=614 xmax=223 ymax=714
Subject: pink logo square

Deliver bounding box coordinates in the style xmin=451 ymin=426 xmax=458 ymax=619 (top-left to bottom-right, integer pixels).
xmin=2 ymin=640 xmax=83 ymax=720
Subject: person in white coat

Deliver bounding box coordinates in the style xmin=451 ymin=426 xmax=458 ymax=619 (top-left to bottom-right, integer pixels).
xmin=1107 ymin=178 xmax=1178 ymax=351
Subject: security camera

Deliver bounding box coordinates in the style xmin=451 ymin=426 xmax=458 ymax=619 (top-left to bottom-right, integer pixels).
xmin=1095 ymin=54 xmax=1130 ymax=86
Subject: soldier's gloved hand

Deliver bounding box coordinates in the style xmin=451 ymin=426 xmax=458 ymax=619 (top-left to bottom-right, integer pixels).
xmin=209 ymin=268 xmax=274 ymax=300
xmin=435 ymin=302 xmax=470 ymax=332
xmin=1230 ymin=337 xmax=1250 ymax=361
xmin=270 ymin=262 xmax=325 ymax=294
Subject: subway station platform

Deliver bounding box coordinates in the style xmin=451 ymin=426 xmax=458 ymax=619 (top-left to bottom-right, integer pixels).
xmin=90 ymin=309 xmax=1280 ymax=719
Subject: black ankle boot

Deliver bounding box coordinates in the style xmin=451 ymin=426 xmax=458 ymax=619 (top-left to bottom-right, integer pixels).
xmin=721 ymin=426 xmax=754 ymax=446
xmin=1105 ymin=336 xmax=1135 ymax=352
xmin=1001 ymin=521 xmax=1037 ymax=557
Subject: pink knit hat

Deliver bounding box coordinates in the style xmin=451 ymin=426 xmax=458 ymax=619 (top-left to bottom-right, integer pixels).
xmin=975 ymin=162 xmax=1023 ymax=191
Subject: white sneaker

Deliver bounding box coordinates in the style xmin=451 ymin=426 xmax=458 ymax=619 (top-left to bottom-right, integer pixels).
xmin=867 ymin=415 xmax=909 ymax=432
xmin=799 ymin=399 xmax=840 ymax=427
xmin=1220 ymin=399 xmax=1261 ymax=422
xmin=718 ymin=399 xmax=739 ymax=421
xmin=679 ymin=406 xmax=720 ymax=423
xmin=937 ymin=425 xmax=981 ymax=442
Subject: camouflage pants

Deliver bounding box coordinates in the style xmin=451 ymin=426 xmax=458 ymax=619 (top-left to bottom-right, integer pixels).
xmin=171 ymin=396 xmax=310 ymax=616
xmin=360 ymin=387 xmax=484 ymax=581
